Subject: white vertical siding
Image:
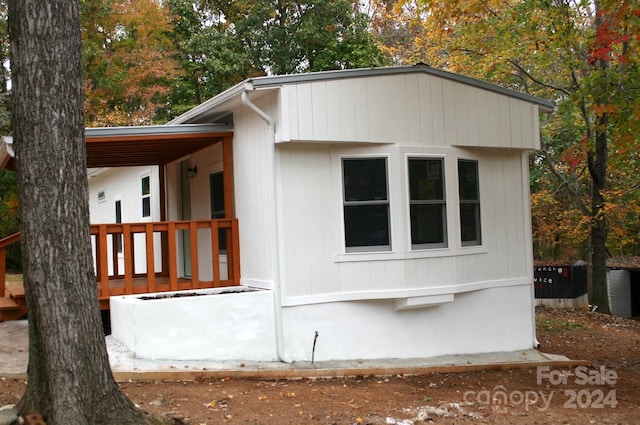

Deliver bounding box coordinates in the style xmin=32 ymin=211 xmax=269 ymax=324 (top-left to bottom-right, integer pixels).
xmin=282 ymin=73 xmax=540 ymax=149
xmin=231 ymin=93 xmax=280 ymax=288
xmin=277 ymin=143 xmax=531 ymax=301
xmin=88 ymin=165 xmax=162 ymax=274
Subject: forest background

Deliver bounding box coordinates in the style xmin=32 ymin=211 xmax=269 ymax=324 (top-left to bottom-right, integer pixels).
xmin=0 ymin=0 xmax=638 ymax=309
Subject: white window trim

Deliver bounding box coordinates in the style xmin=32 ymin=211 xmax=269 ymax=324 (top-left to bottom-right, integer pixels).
xmin=140 ymin=172 xmax=152 ymax=221
xmin=331 ymin=146 xmax=488 ymax=264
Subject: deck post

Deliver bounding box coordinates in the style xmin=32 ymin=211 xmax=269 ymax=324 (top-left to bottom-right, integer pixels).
xmin=189 ymin=220 xmax=200 ymax=289
xmin=123 ymin=224 xmax=134 ymax=294
xmin=145 ymin=223 xmax=156 ymax=293
xmin=168 ymin=222 xmax=178 ymax=291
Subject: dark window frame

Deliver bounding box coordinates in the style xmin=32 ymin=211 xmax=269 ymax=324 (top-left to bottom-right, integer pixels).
xmin=408 ymin=157 xmax=448 ymax=249
xmin=342 ymin=157 xmax=391 ymax=253
xmin=458 ymin=159 xmax=482 ymax=246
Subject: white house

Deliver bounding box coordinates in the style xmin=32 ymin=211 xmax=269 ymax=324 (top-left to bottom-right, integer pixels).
xmin=81 ymin=64 xmax=556 ymax=362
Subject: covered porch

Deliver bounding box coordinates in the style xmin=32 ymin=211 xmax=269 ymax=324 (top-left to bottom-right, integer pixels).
xmin=0 ymin=124 xmax=240 ymax=320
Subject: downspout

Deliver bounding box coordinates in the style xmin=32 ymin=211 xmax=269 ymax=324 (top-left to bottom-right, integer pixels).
xmin=241 ymin=84 xmax=292 ymax=363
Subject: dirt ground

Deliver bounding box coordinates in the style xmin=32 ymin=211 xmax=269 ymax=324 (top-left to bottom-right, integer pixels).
xmin=1 ymin=307 xmax=639 ymax=424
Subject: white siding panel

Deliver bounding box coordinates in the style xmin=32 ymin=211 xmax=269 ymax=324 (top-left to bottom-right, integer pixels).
xmin=285 ymin=85 xmax=300 ymax=141
xmin=482 ymin=152 xmax=509 ymax=281
xmin=311 ymin=81 xmax=329 ymax=140
xmin=367 ymin=76 xmax=406 ymax=142
xmin=532 ymin=105 xmax=542 ymax=150
xmin=326 ymin=80 xmax=346 ymax=140
xmin=485 ymin=91 xmax=503 ymax=148
xmin=296 ymin=84 xmax=314 ymax=140
xmin=405 ymin=74 xmax=422 ymax=145
xmin=465 ymin=87 xmax=480 ymax=147
xmin=441 ymin=79 xmax=457 ymax=146
xmin=428 ymin=76 xmax=446 ymax=145
xmin=353 ymin=78 xmax=371 ymax=141
xmin=454 ymin=83 xmax=469 ymax=145
xmin=278 ymin=144 xmax=340 ymax=297
xmin=232 ymin=97 xmax=280 ymax=287
xmin=509 ymin=98 xmax=524 ymax=149
xmin=474 ymin=88 xmax=490 ymax=147
xmin=498 ymin=95 xmax=512 ymax=148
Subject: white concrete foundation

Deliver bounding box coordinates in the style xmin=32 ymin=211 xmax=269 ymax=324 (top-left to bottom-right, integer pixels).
xmin=110 ymin=284 xmax=535 ymax=363
xmin=282 ymin=285 xmax=535 ymax=362
xmin=110 ymin=287 xmax=278 ymax=361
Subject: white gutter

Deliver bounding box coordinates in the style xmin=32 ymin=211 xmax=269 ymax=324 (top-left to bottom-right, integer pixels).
xmin=241 ymin=83 xmax=292 ymax=364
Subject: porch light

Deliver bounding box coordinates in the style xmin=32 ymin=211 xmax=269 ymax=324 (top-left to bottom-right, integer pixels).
xmin=187 ymin=166 xmax=198 ymax=179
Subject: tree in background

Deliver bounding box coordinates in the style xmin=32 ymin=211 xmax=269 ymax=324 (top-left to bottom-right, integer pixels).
xmin=377 ymin=0 xmax=640 ymax=313
xmin=82 ymin=0 xmax=182 ymax=125
xmin=8 ymin=0 xmax=156 ymax=422
xmin=162 ymin=0 xmax=388 ymax=117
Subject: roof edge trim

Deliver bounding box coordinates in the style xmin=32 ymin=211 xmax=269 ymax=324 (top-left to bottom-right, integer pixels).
xmin=248 ymin=65 xmax=556 ymax=111
xmin=86 ymin=123 xmax=233 ymax=138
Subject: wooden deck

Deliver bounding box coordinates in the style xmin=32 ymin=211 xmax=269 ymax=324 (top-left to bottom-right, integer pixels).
xmin=0 ymin=218 xmax=241 ymax=320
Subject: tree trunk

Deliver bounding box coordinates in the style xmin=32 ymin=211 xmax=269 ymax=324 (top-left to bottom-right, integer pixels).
xmin=8 ymin=1 xmax=152 ymax=423
xmin=588 ymin=113 xmax=610 ymax=314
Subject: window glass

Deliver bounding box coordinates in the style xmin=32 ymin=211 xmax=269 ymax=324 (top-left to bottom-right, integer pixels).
xmin=408 ymin=158 xmax=447 ymax=248
xmin=141 ymin=176 xmax=151 ymax=218
xmin=458 ymin=160 xmax=481 ymax=246
xmin=342 ymin=158 xmax=390 ymax=252
xmin=210 ymin=172 xmax=226 ymax=252
xmin=115 ymin=200 xmax=123 ymax=254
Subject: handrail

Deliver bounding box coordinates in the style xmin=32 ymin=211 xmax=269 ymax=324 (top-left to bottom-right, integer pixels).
xmin=0 ymin=232 xmax=20 ymax=249
xmin=0 ymin=232 xmax=21 ymax=298
xmin=1 ymin=219 xmax=242 ymax=303
xmin=90 ymin=218 xmax=240 ymax=302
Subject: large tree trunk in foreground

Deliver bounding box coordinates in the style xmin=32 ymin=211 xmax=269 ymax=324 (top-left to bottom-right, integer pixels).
xmin=8 ymin=1 xmax=151 ymax=423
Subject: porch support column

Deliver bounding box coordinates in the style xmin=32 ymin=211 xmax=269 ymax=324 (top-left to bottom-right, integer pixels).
xmin=222 ymin=135 xmax=235 ymax=218
xmin=159 ymin=164 xmax=169 ymax=276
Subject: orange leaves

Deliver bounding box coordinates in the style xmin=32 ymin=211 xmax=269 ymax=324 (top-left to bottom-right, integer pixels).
xmin=589 ymin=2 xmax=640 ymax=65
xmin=82 ymin=0 xmax=182 ymax=126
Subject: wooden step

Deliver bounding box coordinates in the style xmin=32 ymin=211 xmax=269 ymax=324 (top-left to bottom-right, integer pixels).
xmin=7 ymin=286 xmax=25 ymax=300
xmin=0 ymin=295 xmax=27 ymax=322
xmin=0 ymin=296 xmax=19 ymax=309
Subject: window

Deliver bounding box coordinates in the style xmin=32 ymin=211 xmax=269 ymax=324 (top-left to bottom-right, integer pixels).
xmin=115 ymin=199 xmax=123 ymax=254
xmin=210 ymin=172 xmax=226 ymax=252
xmin=342 ymin=158 xmax=390 ymax=252
xmin=458 ymin=159 xmax=481 ymax=246
xmin=141 ymin=175 xmax=151 ymax=218
xmin=408 ymin=158 xmax=447 ymax=248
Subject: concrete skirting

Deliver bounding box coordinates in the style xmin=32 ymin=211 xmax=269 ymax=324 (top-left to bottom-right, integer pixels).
xmin=110 ymin=287 xmax=278 ymax=362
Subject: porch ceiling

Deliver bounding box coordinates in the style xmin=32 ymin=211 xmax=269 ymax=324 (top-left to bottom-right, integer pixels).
xmin=0 ymin=124 xmax=234 ymax=170
xmin=85 ymin=124 xmax=233 ymax=168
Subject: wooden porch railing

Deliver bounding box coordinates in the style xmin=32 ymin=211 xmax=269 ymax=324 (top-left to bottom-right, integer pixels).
xmin=91 ymin=219 xmax=240 ymax=306
xmin=0 ymin=218 xmax=241 ymax=309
